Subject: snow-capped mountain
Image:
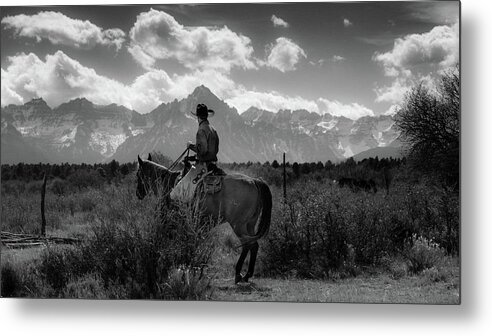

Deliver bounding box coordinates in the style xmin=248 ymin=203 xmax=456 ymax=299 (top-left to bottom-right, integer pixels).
xmin=1 ymin=86 xmax=400 ymax=164
xmin=1 ymin=97 xmax=152 ymax=163
xmin=241 ymin=105 xmax=400 ymax=160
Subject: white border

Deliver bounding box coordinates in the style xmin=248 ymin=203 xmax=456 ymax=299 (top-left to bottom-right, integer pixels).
xmin=2 ymin=0 xmax=491 ymax=335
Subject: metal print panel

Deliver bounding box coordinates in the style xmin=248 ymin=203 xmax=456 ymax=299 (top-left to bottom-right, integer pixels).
xmin=0 ymin=2 xmax=460 ymax=303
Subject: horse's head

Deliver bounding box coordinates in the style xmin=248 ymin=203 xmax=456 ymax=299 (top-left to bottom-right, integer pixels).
xmin=136 ymin=154 xmax=153 ymax=199
xmin=136 ymin=153 xmax=180 ymax=200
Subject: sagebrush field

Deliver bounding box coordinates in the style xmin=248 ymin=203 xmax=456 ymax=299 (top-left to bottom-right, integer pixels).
xmin=0 ymin=157 xmax=459 ymax=303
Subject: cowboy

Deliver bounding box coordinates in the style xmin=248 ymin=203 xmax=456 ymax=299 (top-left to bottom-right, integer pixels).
xmin=187 ymin=103 xmax=222 ymax=174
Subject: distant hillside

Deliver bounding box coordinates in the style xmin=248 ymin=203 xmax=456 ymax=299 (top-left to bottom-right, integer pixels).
xmin=352 ymin=145 xmax=404 ymax=161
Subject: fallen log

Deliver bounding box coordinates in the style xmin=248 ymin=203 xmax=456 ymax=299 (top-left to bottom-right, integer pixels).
xmin=1 ymin=232 xmax=81 ymax=249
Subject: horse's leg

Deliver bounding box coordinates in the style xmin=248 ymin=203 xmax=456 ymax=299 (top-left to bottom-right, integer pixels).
xmin=235 ymin=245 xmax=250 ymax=284
xmin=242 ymin=241 xmax=259 ymax=283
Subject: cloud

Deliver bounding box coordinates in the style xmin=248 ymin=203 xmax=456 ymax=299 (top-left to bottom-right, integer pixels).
xmin=1 ymin=68 xmax=24 ymax=106
xmin=318 ymin=98 xmax=374 ymax=120
xmin=1 ymin=50 xmax=374 ymax=120
xmin=0 ymin=51 xmax=239 ymax=114
xmin=226 ymin=89 xmax=374 ymax=120
xmin=128 ymin=9 xmax=256 ymax=72
xmin=343 ymin=18 xmax=353 ymax=27
xmin=374 ymin=78 xmax=411 ymax=104
xmin=127 ymin=44 xmax=156 ymax=70
xmin=373 ymin=23 xmax=459 ymax=103
xmin=373 ymin=23 xmax=459 ymax=77
xmin=271 ymin=15 xmax=289 ymax=28
xmin=1 ymin=51 xmax=135 ymax=108
xmin=332 ymin=55 xmax=346 ymax=62
xmin=405 ymin=2 xmax=460 ymax=25
xmin=1 ymin=11 xmax=125 ymax=50
xmin=309 ymin=59 xmax=325 ymax=67
xmin=383 ymin=104 xmax=400 ymax=117
xmin=226 ymin=90 xmax=319 ymax=114
xmin=266 ymin=37 xmax=306 ymax=72
xmin=374 ymin=72 xmax=442 ymax=105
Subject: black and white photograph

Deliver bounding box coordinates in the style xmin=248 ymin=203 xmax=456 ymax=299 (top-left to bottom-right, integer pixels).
xmin=1 ymin=1 xmax=460 ymax=304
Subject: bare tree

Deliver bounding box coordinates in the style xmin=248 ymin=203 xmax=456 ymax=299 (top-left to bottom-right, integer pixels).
xmin=395 ymin=66 xmax=460 ymax=187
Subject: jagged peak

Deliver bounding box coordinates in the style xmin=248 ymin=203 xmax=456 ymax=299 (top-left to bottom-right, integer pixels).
xmin=188 ymin=85 xmax=222 ymax=105
xmin=24 ymin=97 xmax=49 ymax=108
xmin=191 ymin=85 xmax=213 ymax=96
xmin=68 ymin=97 xmax=93 ymax=105
xmin=244 ymin=106 xmax=274 ymax=113
xmin=55 ymin=97 xmax=94 ymax=111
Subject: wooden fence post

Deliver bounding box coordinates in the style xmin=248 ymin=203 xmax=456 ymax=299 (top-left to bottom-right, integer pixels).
xmin=283 ymin=152 xmax=286 ymax=200
xmin=41 ymin=173 xmax=47 ymax=237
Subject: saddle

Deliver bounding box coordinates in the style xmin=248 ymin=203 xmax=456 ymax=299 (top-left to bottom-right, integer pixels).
xmin=194 ymin=166 xmax=224 ymax=195
xmin=202 ymin=175 xmax=223 ymax=194
xmin=170 ymin=165 xmax=224 ymax=203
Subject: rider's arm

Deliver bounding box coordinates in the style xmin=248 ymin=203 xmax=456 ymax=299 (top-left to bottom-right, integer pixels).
xmin=187 ymin=142 xmax=197 ymax=152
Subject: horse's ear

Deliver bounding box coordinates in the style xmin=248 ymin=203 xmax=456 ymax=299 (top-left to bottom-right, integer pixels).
xmin=147 ymin=153 xmax=152 ymax=161
xmin=138 ymin=155 xmax=143 ymax=166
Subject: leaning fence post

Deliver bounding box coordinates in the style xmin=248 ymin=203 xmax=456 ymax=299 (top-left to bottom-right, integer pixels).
xmin=41 ymin=173 xmax=47 ymax=237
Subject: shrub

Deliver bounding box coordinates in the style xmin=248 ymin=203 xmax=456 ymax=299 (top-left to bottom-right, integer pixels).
xmin=1 ymin=193 xmax=39 ymax=233
xmin=50 ymin=178 xmax=69 ymax=196
xmin=403 ymin=235 xmax=446 ymax=274
xmin=263 ymin=182 xmax=351 ymax=279
xmin=1 ymin=261 xmax=20 ymax=297
xmin=61 ymin=274 xmax=107 ymax=299
xmin=23 ymin=183 xmax=218 ymax=299
xmin=381 ymin=255 xmax=409 ymax=280
xmin=68 ymin=169 xmax=104 ymax=190
xmin=262 ymin=178 xmax=458 ymax=280
xmin=79 ymin=194 xmax=97 ymax=212
xmin=37 ymin=245 xmax=92 ymax=294
xmin=159 ymin=266 xmax=213 ymax=300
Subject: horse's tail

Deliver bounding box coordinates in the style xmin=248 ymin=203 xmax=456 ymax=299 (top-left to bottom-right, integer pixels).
xmin=244 ymin=179 xmax=272 ymax=245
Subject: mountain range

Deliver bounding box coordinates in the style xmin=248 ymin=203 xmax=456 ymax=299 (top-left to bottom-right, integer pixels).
xmin=1 ymin=85 xmax=402 ymax=164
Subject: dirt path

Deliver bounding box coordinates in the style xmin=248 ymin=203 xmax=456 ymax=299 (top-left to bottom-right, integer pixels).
xmin=210 ymin=273 xmax=460 ymax=304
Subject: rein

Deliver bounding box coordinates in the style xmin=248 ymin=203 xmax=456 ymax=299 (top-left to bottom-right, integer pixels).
xmin=169 ymin=148 xmax=190 ymax=171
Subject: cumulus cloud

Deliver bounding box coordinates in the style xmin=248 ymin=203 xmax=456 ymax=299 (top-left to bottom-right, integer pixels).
xmin=266 ymin=37 xmax=306 ymax=72
xmin=1 ymin=11 xmax=125 ymax=50
xmin=128 ymin=9 xmax=256 ymax=72
xmin=0 ymin=51 xmax=240 ymax=114
xmin=318 ymin=98 xmax=374 ymax=120
xmin=1 ymin=49 xmax=374 ymax=120
xmin=343 ymin=18 xmax=353 ymax=27
xmin=271 ymin=15 xmax=289 ymax=28
xmin=374 ymin=72 xmax=442 ymax=105
xmin=1 ymin=51 xmax=135 ymax=108
xmin=373 ymin=23 xmax=459 ymax=103
xmin=373 ymin=23 xmax=459 ymax=77
xmin=374 ymin=78 xmax=411 ymax=104
xmin=127 ymin=44 xmax=157 ymax=70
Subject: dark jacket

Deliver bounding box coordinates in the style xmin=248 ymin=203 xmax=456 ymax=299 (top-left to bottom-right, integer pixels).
xmin=196 ymin=120 xmax=219 ymax=162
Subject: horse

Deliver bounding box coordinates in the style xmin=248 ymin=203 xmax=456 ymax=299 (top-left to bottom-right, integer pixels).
xmin=135 ymin=153 xmax=272 ymax=284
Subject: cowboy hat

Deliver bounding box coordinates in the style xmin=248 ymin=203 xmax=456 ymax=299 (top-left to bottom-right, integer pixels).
xmin=191 ymin=103 xmax=215 ymax=118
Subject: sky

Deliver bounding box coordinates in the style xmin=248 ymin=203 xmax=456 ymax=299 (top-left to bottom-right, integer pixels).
xmin=0 ymin=1 xmax=459 ymax=119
